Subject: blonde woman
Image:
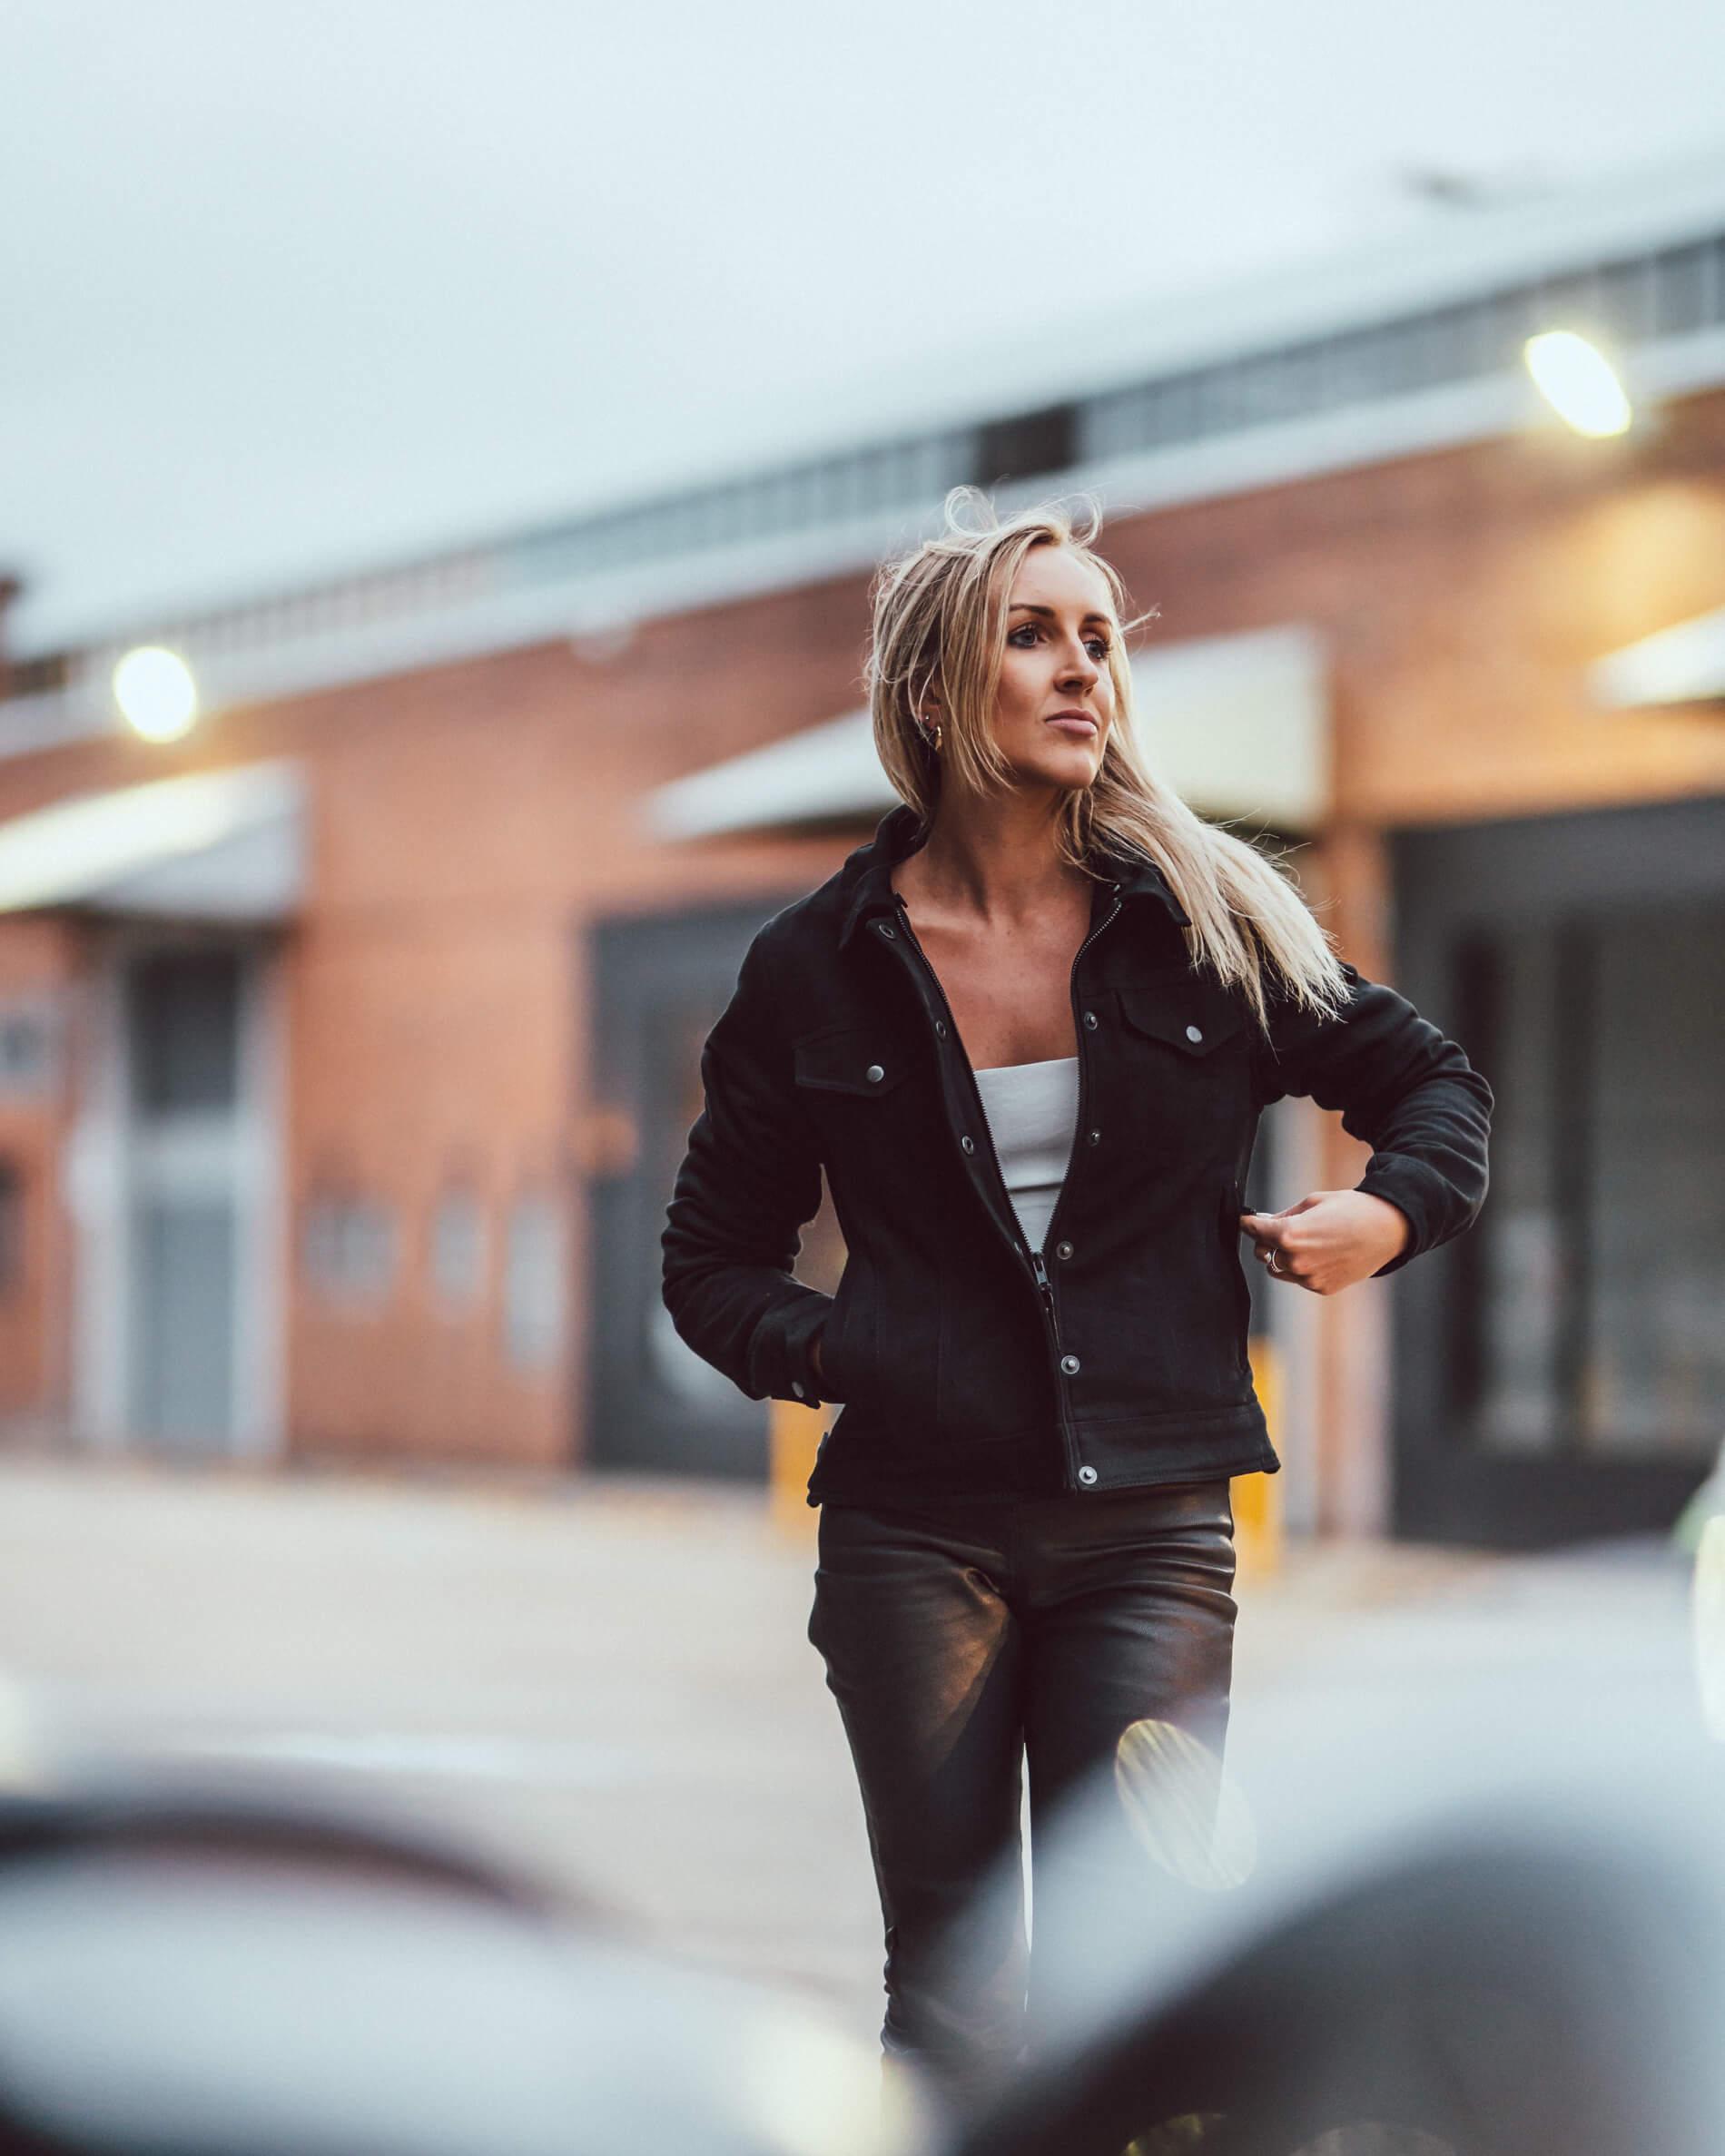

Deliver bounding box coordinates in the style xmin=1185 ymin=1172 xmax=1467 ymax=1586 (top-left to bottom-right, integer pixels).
xmin=664 ymin=496 xmax=1490 ymax=2108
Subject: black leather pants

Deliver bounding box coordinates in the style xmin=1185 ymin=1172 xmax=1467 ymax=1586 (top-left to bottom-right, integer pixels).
xmin=809 ymin=1482 xmax=1237 ymax=2110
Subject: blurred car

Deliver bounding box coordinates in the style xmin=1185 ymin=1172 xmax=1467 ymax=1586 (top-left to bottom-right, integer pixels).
xmin=0 ymin=1787 xmax=914 ymax=2156
xmin=2 ymin=1563 xmax=1721 ymax=2156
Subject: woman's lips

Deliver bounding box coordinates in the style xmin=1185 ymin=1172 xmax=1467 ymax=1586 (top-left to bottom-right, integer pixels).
xmin=1045 ymin=711 xmax=1099 ymax=736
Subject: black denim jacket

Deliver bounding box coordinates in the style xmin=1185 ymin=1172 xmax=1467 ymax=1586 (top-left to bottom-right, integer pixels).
xmin=663 ymin=809 xmax=1491 ymax=1505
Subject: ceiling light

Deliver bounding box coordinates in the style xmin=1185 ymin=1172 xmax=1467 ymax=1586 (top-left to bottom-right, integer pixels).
xmin=1523 ymin=330 xmax=1632 ymax=438
xmin=113 ymin=646 xmax=199 ymax=742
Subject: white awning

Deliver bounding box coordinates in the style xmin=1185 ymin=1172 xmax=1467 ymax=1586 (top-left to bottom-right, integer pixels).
xmin=648 ymin=706 xmax=891 ymax=840
xmin=647 ymin=623 xmax=1328 ymax=839
xmin=1589 ymin=605 xmax=1725 ymax=708
xmin=0 ymin=760 xmax=307 ymax=920
xmin=1134 ymin=625 xmax=1326 ymax=829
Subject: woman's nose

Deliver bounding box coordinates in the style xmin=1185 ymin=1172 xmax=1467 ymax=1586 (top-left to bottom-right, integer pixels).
xmin=1060 ymin=642 xmax=1101 ymax=688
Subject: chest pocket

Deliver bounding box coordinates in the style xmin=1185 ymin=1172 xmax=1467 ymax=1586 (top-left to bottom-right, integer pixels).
xmin=1116 ymin=983 xmax=1253 ymax=1150
xmin=1116 ymin=986 xmax=1247 ymax=1061
xmin=794 ymin=1029 xmax=912 ymax=1098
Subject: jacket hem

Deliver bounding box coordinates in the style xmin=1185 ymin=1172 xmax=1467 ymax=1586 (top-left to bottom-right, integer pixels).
xmin=806 ymin=1403 xmax=1278 ymax=1506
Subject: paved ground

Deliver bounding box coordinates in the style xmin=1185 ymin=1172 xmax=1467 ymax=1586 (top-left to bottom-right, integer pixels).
xmin=0 ymin=1459 xmax=1697 ymax=2045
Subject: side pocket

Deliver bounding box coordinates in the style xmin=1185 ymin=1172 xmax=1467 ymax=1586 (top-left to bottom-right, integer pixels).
xmin=1222 ymin=1187 xmax=1253 ymax=1345
xmin=819 ymin=1261 xmax=863 ymax=1404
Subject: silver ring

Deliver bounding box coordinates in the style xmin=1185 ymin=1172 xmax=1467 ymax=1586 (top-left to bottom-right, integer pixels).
xmin=1268 ymin=1252 xmax=1286 ymax=1277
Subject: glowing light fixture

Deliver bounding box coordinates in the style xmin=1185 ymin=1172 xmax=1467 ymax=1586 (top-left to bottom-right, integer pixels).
xmin=112 ymin=645 xmax=199 ymax=742
xmin=1523 ymin=330 xmax=1632 ymax=438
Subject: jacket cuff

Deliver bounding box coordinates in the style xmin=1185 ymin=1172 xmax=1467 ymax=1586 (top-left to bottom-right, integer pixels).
xmin=746 ymin=1289 xmax=835 ymax=1407
xmin=1355 ymin=1157 xmax=1449 ymax=1275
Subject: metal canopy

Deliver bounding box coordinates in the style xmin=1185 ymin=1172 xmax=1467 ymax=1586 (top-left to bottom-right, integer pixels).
xmin=647 ymin=624 xmax=1329 ymax=840
xmin=0 ymin=760 xmax=307 ymax=920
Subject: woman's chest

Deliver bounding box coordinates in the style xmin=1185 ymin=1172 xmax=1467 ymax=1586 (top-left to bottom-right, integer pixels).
xmin=907 ymin=920 xmax=1084 ymax=1069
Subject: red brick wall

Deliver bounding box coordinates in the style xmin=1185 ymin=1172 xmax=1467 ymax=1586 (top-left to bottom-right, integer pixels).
xmin=0 ymin=914 xmax=80 ymax=1430
xmin=1100 ymin=394 xmax=1725 ymax=825
xmin=4 ymin=385 xmax=1722 ymax=1482
xmin=257 ymin=585 xmax=877 ymax=1467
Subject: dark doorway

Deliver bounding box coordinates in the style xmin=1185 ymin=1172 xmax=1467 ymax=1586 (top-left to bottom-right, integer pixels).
xmin=1393 ymin=798 xmax=1725 ymax=1547
xmin=586 ymin=898 xmax=808 ymax=1480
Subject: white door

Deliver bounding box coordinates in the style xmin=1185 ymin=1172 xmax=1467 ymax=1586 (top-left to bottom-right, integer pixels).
xmin=69 ymin=935 xmax=283 ymax=1457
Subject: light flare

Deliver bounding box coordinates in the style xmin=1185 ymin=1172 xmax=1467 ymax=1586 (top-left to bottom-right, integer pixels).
xmin=1115 ymin=1718 xmax=1256 ymax=1891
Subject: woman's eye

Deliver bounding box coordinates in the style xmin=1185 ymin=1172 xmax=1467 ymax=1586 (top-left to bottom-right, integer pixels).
xmin=1008 ymin=624 xmax=1040 ymax=646
xmin=1085 ymin=637 xmax=1110 ymax=660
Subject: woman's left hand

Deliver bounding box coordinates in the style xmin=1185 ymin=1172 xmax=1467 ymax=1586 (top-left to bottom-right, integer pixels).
xmin=1239 ymin=1190 xmax=1410 ymax=1295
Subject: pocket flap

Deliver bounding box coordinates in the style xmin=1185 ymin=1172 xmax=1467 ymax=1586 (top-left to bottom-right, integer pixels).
xmin=1117 ymin=984 xmax=1247 ymax=1058
xmin=794 ymin=1029 xmax=911 ymax=1096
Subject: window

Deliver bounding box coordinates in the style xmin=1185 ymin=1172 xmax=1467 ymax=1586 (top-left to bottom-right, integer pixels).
xmin=975 ymin=405 xmax=1077 ymax=487
xmin=0 ymin=1159 xmax=22 ymax=1294
xmin=128 ymin=952 xmax=242 ymax=1115
xmin=1454 ymin=903 xmax=1725 ymax=1461
xmin=301 ymin=1194 xmax=398 ymax=1309
xmin=429 ymin=1188 xmax=487 ymax=1314
xmin=0 ymin=1003 xmax=57 ymax=1099
xmin=503 ymin=1191 xmax=566 ymax=1373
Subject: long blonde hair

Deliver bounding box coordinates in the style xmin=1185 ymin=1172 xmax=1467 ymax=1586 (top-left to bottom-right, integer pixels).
xmin=867 ymin=491 xmax=1346 ymax=1026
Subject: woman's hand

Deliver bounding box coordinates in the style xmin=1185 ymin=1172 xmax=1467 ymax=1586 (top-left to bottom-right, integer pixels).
xmin=1239 ymin=1190 xmax=1409 ymax=1296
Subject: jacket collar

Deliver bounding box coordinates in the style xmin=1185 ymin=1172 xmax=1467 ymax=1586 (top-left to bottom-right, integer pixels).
xmin=1096 ymin=843 xmax=1192 ymax=928
xmin=836 ymin=806 xmax=924 ymax=950
xmin=836 ymin=803 xmax=1190 ymax=947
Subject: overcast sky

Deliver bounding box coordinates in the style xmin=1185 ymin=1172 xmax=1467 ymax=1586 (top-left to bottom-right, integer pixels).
xmin=6 ymin=0 xmax=1725 ymax=652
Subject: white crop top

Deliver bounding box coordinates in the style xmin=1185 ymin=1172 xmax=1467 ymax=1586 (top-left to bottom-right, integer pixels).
xmin=971 ymin=1057 xmax=1080 ymax=1254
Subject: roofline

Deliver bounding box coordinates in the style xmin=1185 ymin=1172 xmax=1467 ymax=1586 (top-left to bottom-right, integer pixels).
xmin=9 ymin=145 xmax=1725 ymax=753
xmin=7 ymin=315 xmax=1724 ymax=766
xmin=858 ymin=143 xmax=1725 ymax=436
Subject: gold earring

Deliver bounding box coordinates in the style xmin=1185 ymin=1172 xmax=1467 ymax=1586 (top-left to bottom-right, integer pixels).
xmin=922 ymin=713 xmax=943 ymax=753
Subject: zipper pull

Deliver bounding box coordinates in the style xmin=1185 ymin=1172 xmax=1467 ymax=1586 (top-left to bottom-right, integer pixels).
xmin=1030 ymin=1248 xmax=1052 ymax=1299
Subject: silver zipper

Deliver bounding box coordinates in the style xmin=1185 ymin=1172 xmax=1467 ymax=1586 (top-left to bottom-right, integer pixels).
xmin=885 ymin=883 xmax=1123 ymax=1491
xmin=1040 ymin=881 xmax=1121 ymax=1257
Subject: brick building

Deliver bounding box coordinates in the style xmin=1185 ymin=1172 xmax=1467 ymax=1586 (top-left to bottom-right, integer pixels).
xmin=2 ymin=154 xmax=1723 ymax=1544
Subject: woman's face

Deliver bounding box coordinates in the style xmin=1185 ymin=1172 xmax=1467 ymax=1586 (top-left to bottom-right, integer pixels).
xmin=984 ymin=544 xmax=1117 ymax=792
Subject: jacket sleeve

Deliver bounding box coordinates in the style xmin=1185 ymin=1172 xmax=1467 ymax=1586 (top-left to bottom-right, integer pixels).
xmin=661 ymin=939 xmax=834 ymax=1405
xmin=1259 ymin=965 xmax=1492 ymax=1275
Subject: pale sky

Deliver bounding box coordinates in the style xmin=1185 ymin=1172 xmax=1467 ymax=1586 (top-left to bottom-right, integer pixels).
xmin=6 ymin=0 xmax=1725 ymax=652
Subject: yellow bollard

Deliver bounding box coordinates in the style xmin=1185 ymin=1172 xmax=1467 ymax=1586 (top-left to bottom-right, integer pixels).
xmin=770 ymin=1395 xmax=825 ymax=1535
xmin=1233 ymin=1337 xmax=1284 ymax=1580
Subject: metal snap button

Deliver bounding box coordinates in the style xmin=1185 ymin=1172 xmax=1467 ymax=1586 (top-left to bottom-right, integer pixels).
xmin=1186 ymin=1023 xmax=1203 ymax=1044
xmin=1077 ymin=1464 xmax=1099 ymax=1487
xmin=877 ymin=923 xmax=897 ymax=940
xmin=961 ymin=1136 xmax=976 ymax=1155
xmin=934 ymin=1019 xmax=949 ymax=1039
xmin=1056 ymin=1241 xmax=1073 ymax=1261
xmin=1083 ymin=1011 xmax=1099 ymax=1030
xmin=865 ymin=1064 xmax=884 ymax=1084
xmin=1060 ymin=1354 xmax=1080 ymax=1375
xmin=1087 ymin=1128 xmax=1101 ymax=1147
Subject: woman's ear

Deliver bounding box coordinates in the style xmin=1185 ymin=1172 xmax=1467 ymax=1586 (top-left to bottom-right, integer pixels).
xmin=915 ymin=686 xmax=944 ymax=749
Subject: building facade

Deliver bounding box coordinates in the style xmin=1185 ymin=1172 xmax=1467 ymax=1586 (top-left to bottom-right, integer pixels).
xmin=2 ymin=156 xmax=1723 ymax=1543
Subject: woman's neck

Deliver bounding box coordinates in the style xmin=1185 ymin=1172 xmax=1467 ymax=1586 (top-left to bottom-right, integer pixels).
xmin=898 ymin=784 xmax=1089 ymax=928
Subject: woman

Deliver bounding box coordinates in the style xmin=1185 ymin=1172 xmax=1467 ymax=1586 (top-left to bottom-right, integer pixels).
xmin=662 ymin=496 xmax=1490 ymax=2106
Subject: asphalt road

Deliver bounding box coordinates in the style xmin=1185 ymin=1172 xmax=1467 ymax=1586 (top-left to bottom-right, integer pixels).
xmin=0 ymin=1459 xmax=1697 ymax=2045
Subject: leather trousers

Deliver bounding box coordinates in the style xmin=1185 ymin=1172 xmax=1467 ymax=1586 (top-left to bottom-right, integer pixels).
xmin=809 ymin=1482 xmax=1237 ymax=2112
